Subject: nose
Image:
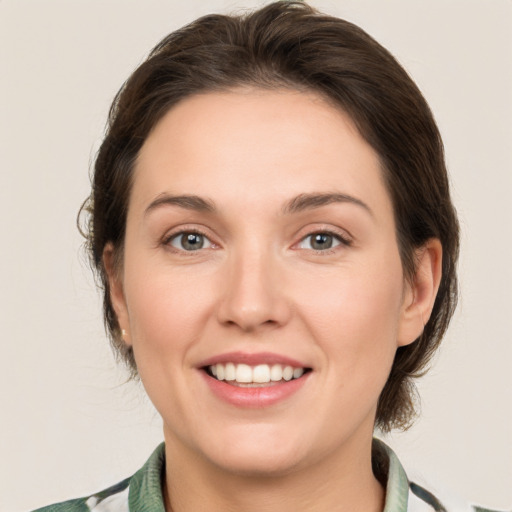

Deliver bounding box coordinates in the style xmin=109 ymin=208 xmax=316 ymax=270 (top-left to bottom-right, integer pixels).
xmin=216 ymin=245 xmax=291 ymax=332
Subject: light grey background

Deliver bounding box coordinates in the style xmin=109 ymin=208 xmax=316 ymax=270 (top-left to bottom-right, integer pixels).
xmin=1 ymin=1 xmax=511 ymax=511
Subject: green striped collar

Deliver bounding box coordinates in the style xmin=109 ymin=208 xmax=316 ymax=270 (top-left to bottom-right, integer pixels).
xmin=126 ymin=439 xmax=411 ymax=512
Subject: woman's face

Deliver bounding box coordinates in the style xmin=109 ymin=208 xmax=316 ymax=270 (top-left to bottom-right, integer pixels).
xmin=107 ymin=89 xmax=422 ymax=475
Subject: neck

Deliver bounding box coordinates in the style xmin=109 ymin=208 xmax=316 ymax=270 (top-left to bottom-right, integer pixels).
xmin=163 ymin=430 xmax=385 ymax=512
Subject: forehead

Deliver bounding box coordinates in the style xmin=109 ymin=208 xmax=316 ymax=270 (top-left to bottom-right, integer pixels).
xmin=131 ymin=88 xmax=392 ymax=219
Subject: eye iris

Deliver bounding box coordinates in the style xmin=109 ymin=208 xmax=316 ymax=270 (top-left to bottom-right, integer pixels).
xmin=311 ymin=233 xmax=333 ymax=250
xmin=181 ymin=233 xmax=204 ymax=250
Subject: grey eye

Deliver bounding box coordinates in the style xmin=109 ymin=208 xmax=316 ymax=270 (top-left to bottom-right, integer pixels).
xmin=298 ymin=233 xmax=342 ymax=251
xmin=170 ymin=232 xmax=211 ymax=251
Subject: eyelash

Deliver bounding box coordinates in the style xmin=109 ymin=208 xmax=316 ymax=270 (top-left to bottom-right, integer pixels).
xmin=296 ymin=230 xmax=352 ymax=254
xmin=162 ymin=228 xmax=352 ymax=255
xmin=163 ymin=229 xmax=214 ymax=253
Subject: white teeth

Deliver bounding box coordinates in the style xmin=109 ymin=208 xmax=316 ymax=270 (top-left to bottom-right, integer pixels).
xmin=293 ymin=367 xmax=304 ymax=379
xmin=253 ymin=364 xmax=270 ymax=383
xmin=282 ymin=366 xmax=294 ymax=381
xmin=236 ymin=364 xmax=253 ymax=383
xmin=270 ymin=364 xmax=283 ymax=381
xmin=225 ymin=362 xmax=236 ymax=381
xmin=208 ymin=363 xmax=307 ymax=384
xmin=216 ymin=364 xmax=225 ymax=381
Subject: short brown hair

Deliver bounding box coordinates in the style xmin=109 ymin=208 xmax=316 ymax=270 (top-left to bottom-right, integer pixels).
xmin=84 ymin=1 xmax=459 ymax=431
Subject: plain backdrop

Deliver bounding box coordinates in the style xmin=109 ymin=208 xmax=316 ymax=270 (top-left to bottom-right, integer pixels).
xmin=1 ymin=1 xmax=511 ymax=511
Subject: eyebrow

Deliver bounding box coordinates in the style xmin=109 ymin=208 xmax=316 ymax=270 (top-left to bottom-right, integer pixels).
xmin=144 ymin=191 xmax=373 ymax=217
xmin=283 ymin=192 xmax=373 ymax=217
xmin=144 ymin=194 xmax=216 ymax=216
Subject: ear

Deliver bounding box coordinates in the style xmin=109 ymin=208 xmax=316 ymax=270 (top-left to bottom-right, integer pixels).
xmin=397 ymin=239 xmax=443 ymax=347
xmin=103 ymin=243 xmax=131 ymax=346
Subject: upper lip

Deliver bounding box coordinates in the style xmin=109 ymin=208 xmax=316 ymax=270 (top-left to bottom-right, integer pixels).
xmin=198 ymin=351 xmax=310 ymax=369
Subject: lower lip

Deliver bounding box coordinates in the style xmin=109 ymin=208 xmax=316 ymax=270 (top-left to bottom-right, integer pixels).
xmin=200 ymin=371 xmax=311 ymax=408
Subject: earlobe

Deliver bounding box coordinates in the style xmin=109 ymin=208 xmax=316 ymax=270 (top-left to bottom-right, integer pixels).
xmin=397 ymin=239 xmax=443 ymax=347
xmin=103 ymin=243 xmax=131 ymax=345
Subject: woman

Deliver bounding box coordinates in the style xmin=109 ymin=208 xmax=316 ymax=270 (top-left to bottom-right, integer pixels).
xmin=32 ymin=2 xmax=500 ymax=511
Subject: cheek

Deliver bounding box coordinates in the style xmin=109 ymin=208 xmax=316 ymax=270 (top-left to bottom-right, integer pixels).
xmin=121 ymin=266 xmax=218 ymax=422
xmin=296 ymin=267 xmax=404 ymax=432
xmin=294 ymin=255 xmax=405 ymax=378
xmin=122 ymin=264 xmax=216 ymax=364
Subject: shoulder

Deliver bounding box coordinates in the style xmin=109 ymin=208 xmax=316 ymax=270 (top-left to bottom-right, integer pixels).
xmin=373 ymin=438 xmax=508 ymax=512
xmin=409 ymin=481 xmax=508 ymax=512
xmin=31 ymin=498 xmax=91 ymax=512
xmin=410 ymin=481 xmax=509 ymax=512
xmin=30 ymin=444 xmax=165 ymax=512
xmin=472 ymin=508 xmax=509 ymax=512
xmin=31 ymin=478 xmax=130 ymax=512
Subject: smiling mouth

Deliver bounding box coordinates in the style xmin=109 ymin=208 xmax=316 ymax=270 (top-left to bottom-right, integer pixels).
xmin=204 ymin=363 xmax=311 ymax=387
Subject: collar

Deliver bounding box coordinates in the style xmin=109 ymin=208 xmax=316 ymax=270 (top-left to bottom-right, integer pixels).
xmin=373 ymin=438 xmax=411 ymax=512
xmin=128 ymin=443 xmax=166 ymax=512
xmin=127 ymin=439 xmax=411 ymax=512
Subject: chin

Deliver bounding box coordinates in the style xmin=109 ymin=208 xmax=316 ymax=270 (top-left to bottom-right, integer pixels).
xmin=211 ymin=447 xmax=303 ymax=478
xmin=197 ymin=424 xmax=312 ymax=477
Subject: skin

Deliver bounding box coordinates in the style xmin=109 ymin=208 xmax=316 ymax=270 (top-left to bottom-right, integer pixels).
xmin=105 ymin=89 xmax=442 ymax=512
